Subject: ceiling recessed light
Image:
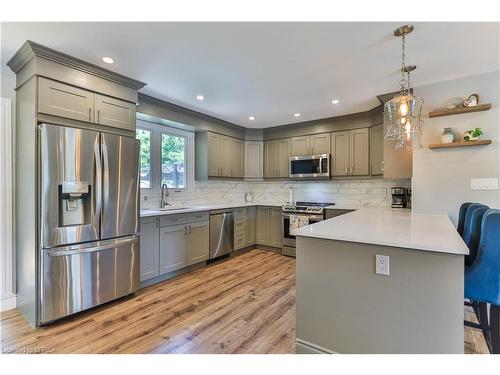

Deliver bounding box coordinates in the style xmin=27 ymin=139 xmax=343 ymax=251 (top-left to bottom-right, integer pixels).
xmin=331 ymin=99 xmax=340 ymax=104
xmin=294 ymin=113 xmax=301 ymax=117
xmin=196 ymin=95 xmax=205 ymax=101
xmin=249 ymin=116 xmax=256 ymax=121
xmin=102 ymin=57 xmax=114 ymax=64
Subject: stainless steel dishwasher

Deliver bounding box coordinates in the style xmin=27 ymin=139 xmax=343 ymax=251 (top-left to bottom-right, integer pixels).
xmin=209 ymin=209 xmax=234 ymax=259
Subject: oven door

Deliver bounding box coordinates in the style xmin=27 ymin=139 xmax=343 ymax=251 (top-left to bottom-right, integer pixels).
xmin=289 ymin=154 xmax=330 ymax=179
xmin=282 ymin=213 xmax=324 ymax=247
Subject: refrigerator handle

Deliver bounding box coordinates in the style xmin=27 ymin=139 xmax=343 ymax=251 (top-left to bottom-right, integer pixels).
xmin=46 ymin=235 xmax=139 ymax=257
xmin=101 ymin=141 xmax=110 ymax=218
xmin=93 ymin=140 xmax=102 ymax=234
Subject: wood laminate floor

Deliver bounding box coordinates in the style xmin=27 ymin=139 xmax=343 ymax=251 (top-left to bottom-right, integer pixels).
xmin=0 ymin=249 xmax=489 ymax=354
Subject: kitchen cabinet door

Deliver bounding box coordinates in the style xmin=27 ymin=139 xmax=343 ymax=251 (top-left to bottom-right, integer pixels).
xmin=95 ymin=94 xmax=136 ymax=131
xmin=231 ymin=138 xmax=245 ymax=178
xmin=332 ymin=131 xmax=350 ymax=176
xmin=276 ymin=139 xmax=291 ymax=178
xmin=268 ymin=207 xmax=283 ymax=248
xmin=38 ymin=77 xmax=94 ymax=122
xmin=244 ymin=141 xmax=263 ymax=179
xmin=370 ymin=124 xmax=384 ymax=176
xmin=139 ymin=217 xmax=160 ymax=281
xmin=187 ymin=221 xmax=209 ymax=266
xmin=207 ymin=132 xmax=221 ymax=177
xmin=311 ymin=133 xmax=331 ymax=155
xmin=159 ymin=224 xmax=187 ymax=274
xmin=246 ymin=207 xmax=256 ymax=246
xmin=350 ymin=128 xmax=369 ymax=176
xmin=291 ymin=136 xmax=311 ymax=156
xmin=220 ymin=135 xmax=233 ymax=177
xmin=256 ymin=207 xmax=269 ymax=244
xmin=264 ymin=141 xmax=275 ymax=178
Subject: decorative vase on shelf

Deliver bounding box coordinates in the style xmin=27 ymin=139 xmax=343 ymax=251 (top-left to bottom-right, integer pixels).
xmin=441 ymin=128 xmax=454 ymax=144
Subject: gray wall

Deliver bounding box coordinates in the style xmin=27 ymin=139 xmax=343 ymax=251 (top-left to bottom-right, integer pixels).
xmin=412 ymin=71 xmax=500 ymax=225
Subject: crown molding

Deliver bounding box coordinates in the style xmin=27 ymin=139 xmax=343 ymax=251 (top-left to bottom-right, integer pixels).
xmin=7 ymin=40 xmax=146 ymax=91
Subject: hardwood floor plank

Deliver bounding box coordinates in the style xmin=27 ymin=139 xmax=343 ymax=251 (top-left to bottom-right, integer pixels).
xmin=0 ymin=249 xmax=489 ymax=354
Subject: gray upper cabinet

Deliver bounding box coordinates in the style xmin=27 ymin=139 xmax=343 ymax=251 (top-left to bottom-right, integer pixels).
xmin=291 ymin=133 xmax=330 ymax=156
xmin=311 ymin=133 xmax=331 ymax=155
xmin=207 ymin=132 xmax=221 ymax=177
xmin=264 ymin=138 xmax=290 ymax=178
xmin=370 ymin=124 xmax=384 ymax=176
xmin=95 ymin=94 xmax=136 ymax=131
xmin=291 ymin=136 xmax=311 ymax=156
xmin=38 ymin=77 xmax=94 ymax=122
xmin=332 ymin=128 xmax=369 ymax=177
xmin=349 ymin=128 xmax=369 ymax=176
xmin=196 ymin=131 xmax=244 ymax=180
xmin=140 ymin=216 xmax=160 ymax=282
xmin=244 ymin=141 xmax=263 ymax=180
xmin=38 ymin=77 xmax=137 ymax=131
xmin=332 ymin=131 xmax=350 ymax=176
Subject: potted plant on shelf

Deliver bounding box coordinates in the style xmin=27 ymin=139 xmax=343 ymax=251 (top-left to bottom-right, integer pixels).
xmin=463 ymin=128 xmax=483 ymax=141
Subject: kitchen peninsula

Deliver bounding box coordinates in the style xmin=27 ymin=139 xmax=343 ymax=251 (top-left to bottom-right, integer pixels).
xmin=294 ymin=207 xmax=469 ymax=354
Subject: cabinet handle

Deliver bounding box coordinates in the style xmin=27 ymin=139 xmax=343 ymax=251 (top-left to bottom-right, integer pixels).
xmin=189 ymin=225 xmax=192 ymax=235
xmin=89 ymin=108 xmax=92 ymax=122
xmin=381 ymin=161 xmax=384 ymax=171
xmin=184 ymin=226 xmax=188 ymax=235
xmin=351 ymin=166 xmax=354 ymax=174
xmin=345 ymin=166 xmax=348 ymax=175
xmin=156 ymin=217 xmax=159 ymax=228
xmin=370 ymin=164 xmax=373 ymax=174
xmin=97 ymin=109 xmax=100 ymax=123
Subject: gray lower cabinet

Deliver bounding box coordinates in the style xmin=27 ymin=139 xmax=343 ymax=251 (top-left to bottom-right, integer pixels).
xmin=187 ymin=221 xmax=210 ymax=265
xmin=234 ymin=207 xmax=257 ymax=250
xmin=140 ymin=216 xmax=160 ymax=281
xmin=256 ymin=206 xmax=282 ymax=248
xmin=159 ymin=224 xmax=188 ymax=274
xmin=159 ymin=219 xmax=210 ymax=274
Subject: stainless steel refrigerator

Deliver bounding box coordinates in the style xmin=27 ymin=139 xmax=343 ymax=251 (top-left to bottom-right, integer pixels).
xmin=37 ymin=123 xmax=140 ymax=324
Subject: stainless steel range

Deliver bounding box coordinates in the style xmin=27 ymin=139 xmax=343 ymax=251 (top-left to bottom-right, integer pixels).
xmin=281 ymin=201 xmax=334 ymax=257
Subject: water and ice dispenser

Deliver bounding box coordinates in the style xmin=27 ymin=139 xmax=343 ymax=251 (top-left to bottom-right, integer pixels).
xmin=58 ymin=181 xmax=91 ymax=227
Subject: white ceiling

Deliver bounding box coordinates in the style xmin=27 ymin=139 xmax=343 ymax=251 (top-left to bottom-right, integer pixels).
xmin=1 ymin=22 xmax=499 ymax=128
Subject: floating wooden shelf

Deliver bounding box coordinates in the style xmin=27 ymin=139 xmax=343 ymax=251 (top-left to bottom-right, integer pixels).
xmin=429 ymin=103 xmax=492 ymax=118
xmin=428 ymin=140 xmax=492 ymax=149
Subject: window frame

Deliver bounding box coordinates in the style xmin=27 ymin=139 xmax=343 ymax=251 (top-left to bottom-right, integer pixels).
xmin=136 ymin=119 xmax=194 ymax=194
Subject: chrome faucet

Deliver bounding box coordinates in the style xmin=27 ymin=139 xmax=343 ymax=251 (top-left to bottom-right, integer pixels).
xmin=161 ymin=183 xmax=171 ymax=208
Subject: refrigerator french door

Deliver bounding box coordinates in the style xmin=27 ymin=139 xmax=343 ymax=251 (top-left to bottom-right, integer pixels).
xmin=39 ymin=123 xmax=140 ymax=324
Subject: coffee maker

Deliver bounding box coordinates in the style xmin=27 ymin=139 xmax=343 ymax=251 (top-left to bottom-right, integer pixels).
xmin=391 ymin=187 xmax=410 ymax=208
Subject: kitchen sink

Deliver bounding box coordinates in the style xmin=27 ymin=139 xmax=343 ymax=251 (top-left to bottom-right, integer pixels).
xmin=153 ymin=207 xmax=192 ymax=211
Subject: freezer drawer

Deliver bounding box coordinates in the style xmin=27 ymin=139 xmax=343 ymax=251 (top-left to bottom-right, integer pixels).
xmin=39 ymin=235 xmax=139 ymax=324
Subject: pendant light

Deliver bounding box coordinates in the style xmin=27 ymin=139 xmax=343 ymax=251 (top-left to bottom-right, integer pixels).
xmin=384 ymin=24 xmax=423 ymax=150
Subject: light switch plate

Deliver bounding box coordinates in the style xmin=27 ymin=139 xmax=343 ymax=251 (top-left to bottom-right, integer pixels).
xmin=471 ymin=178 xmax=499 ymax=190
xmin=375 ymin=255 xmax=390 ymax=276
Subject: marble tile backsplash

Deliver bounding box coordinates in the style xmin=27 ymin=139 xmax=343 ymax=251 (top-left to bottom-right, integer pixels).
xmin=141 ymin=179 xmax=411 ymax=209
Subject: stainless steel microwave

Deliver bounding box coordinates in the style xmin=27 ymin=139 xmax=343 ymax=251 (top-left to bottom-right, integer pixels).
xmin=289 ymin=154 xmax=330 ymax=180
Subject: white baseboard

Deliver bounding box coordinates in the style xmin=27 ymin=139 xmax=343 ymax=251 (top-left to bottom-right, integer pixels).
xmin=0 ymin=294 xmax=16 ymax=312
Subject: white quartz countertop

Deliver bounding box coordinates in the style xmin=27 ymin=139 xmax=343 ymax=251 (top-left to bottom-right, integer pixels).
xmin=294 ymin=207 xmax=469 ymax=255
xmin=140 ymin=201 xmax=283 ymax=218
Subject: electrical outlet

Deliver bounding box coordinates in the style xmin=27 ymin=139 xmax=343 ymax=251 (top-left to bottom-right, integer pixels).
xmin=471 ymin=178 xmax=498 ymax=190
xmin=375 ymin=255 xmax=390 ymax=276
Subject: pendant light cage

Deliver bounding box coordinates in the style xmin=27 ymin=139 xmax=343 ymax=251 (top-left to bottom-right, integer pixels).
xmin=384 ymin=25 xmax=424 ymax=150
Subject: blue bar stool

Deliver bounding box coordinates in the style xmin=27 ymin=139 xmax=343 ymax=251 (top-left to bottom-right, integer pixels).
xmin=464 ymin=209 xmax=500 ymax=354
xmin=462 ymin=203 xmax=489 ymax=267
xmin=457 ymin=202 xmax=473 ymax=237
